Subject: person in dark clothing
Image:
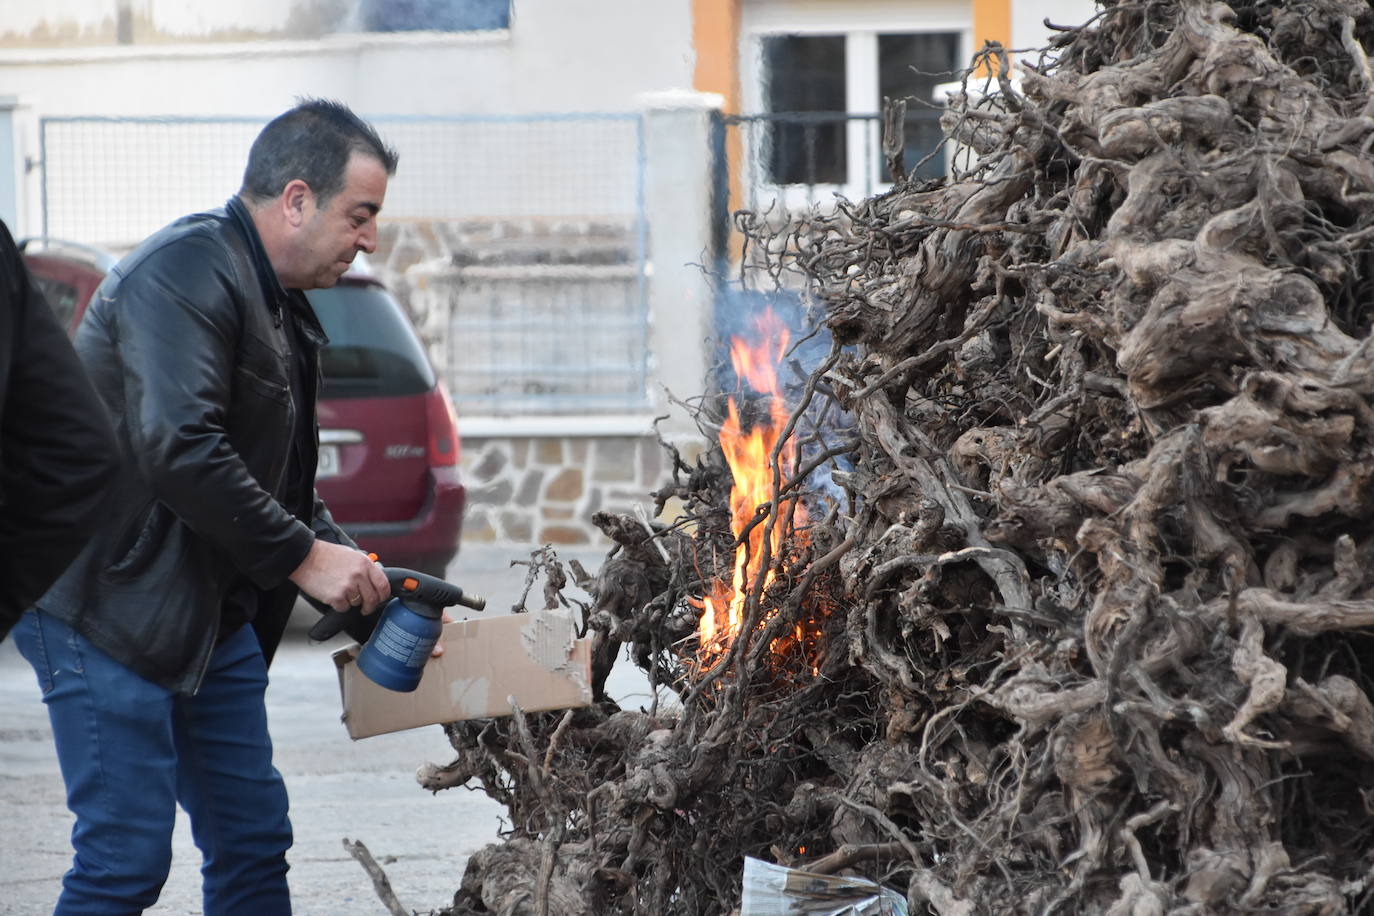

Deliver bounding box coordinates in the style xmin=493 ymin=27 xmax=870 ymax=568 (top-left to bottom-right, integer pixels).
xmin=0 ymin=219 xmax=118 ymax=642
xmin=11 ymin=99 xmax=401 ymax=914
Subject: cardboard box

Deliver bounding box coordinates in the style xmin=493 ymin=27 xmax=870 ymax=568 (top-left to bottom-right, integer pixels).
xmin=334 ymin=608 xmax=593 ymax=739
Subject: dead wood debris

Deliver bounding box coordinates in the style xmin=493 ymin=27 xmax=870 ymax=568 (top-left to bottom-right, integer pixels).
xmin=426 ymin=2 xmax=1374 ymax=913
xmin=343 ymin=837 xmax=409 ymax=916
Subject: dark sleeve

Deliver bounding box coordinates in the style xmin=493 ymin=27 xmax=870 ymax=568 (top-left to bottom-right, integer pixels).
xmin=0 ymin=224 xmax=119 ymax=640
xmin=105 ymin=238 xmax=315 ymax=589
xmin=311 ymin=489 xmax=359 ymax=549
xmin=301 ymin=489 xmax=380 ymax=643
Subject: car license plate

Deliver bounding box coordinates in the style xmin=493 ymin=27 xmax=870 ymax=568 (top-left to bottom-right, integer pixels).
xmin=317 ymin=444 xmax=341 ymax=479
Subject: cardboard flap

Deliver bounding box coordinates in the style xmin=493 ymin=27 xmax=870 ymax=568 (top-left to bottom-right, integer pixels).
xmin=334 ymin=609 xmax=593 ymax=739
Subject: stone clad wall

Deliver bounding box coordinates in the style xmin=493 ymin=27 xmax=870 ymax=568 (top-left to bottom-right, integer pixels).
xmin=459 ymin=433 xmax=679 ymax=546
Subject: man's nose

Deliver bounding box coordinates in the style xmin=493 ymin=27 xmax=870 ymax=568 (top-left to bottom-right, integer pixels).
xmin=357 ymin=224 xmax=377 ymax=254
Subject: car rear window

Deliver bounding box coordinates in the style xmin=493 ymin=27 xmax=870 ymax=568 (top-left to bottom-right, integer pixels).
xmin=306 ymin=283 xmax=436 ymax=399
xmin=30 ymin=273 xmax=81 ymax=329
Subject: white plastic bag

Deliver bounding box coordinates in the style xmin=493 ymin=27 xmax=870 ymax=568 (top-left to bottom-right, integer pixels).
xmin=740 ymin=856 xmax=910 ymax=915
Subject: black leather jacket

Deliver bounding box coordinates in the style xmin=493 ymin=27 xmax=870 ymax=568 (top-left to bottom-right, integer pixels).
xmin=39 ymin=198 xmax=353 ymax=694
xmin=0 ymin=220 xmax=118 ymax=641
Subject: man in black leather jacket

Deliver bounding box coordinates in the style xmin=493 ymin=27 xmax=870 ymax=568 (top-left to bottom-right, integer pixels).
xmin=0 ymin=219 xmax=118 ymax=642
xmin=11 ymin=99 xmax=398 ymax=914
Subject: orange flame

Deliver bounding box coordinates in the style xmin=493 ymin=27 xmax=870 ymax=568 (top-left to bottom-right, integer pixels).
xmin=699 ymin=309 xmax=806 ymax=663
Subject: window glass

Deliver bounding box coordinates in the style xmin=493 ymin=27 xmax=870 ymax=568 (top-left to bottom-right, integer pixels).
xmin=306 ymin=283 xmax=436 ymax=399
xmin=878 ymin=33 xmax=960 ymax=181
xmin=361 ymin=0 xmax=510 ymax=32
xmin=762 ymin=34 xmax=847 ymax=184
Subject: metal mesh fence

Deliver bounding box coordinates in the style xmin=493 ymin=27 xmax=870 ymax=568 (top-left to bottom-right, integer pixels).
xmin=41 ymin=117 xmax=264 ymax=248
xmin=39 ymin=113 xmax=649 ymax=416
xmin=41 ymin=113 xmax=643 ymax=244
xmin=380 ymin=114 xmax=641 ymax=222
xmin=443 ymin=265 xmax=647 ymax=414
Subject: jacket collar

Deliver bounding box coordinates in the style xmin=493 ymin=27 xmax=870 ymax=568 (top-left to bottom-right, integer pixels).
xmin=226 ymin=196 xmax=290 ymax=321
xmin=225 ymin=196 xmax=328 ymax=347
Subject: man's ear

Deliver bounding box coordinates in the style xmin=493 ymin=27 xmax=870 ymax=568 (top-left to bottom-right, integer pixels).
xmin=281 ymin=179 xmax=313 ymax=228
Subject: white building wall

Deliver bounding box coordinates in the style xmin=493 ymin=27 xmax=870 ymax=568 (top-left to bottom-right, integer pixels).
xmin=1011 ymin=0 xmax=1099 ymax=55
xmin=141 ymin=0 xmax=297 ymax=35
xmin=0 ymin=0 xmax=425 ymax=43
xmin=0 ymin=0 xmax=117 ymax=42
xmin=0 ymin=1 xmax=694 ymax=117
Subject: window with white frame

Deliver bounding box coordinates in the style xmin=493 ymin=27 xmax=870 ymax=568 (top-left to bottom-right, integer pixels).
xmin=877 ymin=32 xmax=961 ymax=180
xmin=746 ymin=24 xmax=963 ymax=201
xmin=762 ymin=34 xmax=847 ymax=185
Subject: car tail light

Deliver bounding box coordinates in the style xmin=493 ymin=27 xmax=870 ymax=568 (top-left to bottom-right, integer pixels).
xmin=426 ymin=381 xmax=461 ymax=467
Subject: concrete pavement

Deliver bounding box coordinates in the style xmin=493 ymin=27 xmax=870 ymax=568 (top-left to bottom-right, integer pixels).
xmin=0 ymin=545 xmax=660 ymax=915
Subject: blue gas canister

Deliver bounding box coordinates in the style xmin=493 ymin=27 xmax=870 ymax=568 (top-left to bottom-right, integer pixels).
xmin=355 ymin=595 xmax=444 ymax=692
xmin=309 ymin=566 xmax=487 ymax=693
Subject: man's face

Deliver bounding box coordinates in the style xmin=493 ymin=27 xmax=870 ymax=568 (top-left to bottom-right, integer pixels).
xmin=295 ymin=152 xmax=388 ymax=290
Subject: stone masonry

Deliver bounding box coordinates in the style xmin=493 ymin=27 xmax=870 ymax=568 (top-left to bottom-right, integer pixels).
xmin=460 ymin=433 xmax=695 ymax=547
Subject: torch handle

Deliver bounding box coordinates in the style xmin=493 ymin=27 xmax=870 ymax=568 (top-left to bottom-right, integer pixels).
xmin=307 ymin=565 xmax=485 ymax=642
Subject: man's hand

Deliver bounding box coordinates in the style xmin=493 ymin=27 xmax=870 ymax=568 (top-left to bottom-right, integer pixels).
xmin=289 ymin=539 xmax=390 ymax=614
xmin=432 ymin=612 xmax=453 ymax=658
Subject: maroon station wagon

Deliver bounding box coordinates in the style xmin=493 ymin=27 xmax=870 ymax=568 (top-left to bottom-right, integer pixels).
xmin=20 ymin=238 xmax=465 ymax=577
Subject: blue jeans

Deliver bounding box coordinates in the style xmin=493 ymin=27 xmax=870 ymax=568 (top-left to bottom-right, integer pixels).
xmin=13 ymin=610 xmax=293 ymax=915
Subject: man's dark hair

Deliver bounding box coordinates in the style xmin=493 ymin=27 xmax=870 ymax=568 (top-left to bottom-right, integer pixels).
xmin=239 ymin=98 xmax=398 ymax=206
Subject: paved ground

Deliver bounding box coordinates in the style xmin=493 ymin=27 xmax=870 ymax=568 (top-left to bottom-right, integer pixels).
xmin=0 ymin=545 xmax=662 ymax=915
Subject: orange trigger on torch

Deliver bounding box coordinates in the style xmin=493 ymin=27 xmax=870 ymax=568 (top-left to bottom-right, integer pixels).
xmin=402 ymin=577 xmax=419 ymax=592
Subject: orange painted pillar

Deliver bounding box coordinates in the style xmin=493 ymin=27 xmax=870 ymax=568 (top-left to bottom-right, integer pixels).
xmin=692 ymin=0 xmax=742 ymax=263
xmin=692 ymin=0 xmax=741 ymax=113
xmin=972 ymin=0 xmax=1013 ymax=73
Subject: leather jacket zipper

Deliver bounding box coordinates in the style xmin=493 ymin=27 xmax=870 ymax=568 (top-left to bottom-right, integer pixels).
xmin=238 ymin=364 xmax=289 ymax=399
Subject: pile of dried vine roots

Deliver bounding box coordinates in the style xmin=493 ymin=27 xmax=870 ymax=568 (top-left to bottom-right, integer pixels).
xmin=424 ymin=1 xmax=1374 ymax=912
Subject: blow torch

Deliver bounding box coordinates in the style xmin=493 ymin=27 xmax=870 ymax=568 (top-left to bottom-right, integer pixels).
xmin=309 ymin=565 xmax=486 ymax=693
